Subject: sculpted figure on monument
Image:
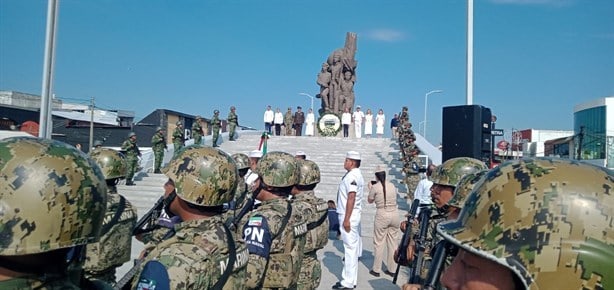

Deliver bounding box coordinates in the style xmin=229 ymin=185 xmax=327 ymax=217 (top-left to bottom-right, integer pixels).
xmin=317 ymin=62 xmax=332 ymax=111
xmin=316 ymin=32 xmax=358 ymax=114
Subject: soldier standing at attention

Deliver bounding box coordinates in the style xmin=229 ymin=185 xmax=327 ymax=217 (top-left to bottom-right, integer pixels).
xmin=85 ymin=148 xmax=138 ymax=284
xmin=284 ymin=107 xmax=294 ymax=136
xmin=228 ymin=106 xmax=239 ymax=141
xmin=416 ymin=158 xmax=614 ymax=290
xmin=333 ymin=151 xmax=365 ymax=290
xmin=292 ymin=159 xmax=329 ymax=290
xmin=293 ymin=106 xmax=305 ymax=136
xmin=121 ymin=132 xmax=141 ymax=186
xmin=0 ymin=137 xmax=108 ymax=289
xmin=242 ymin=151 xmax=308 ymax=289
xmin=151 ymin=126 xmax=167 ymax=174
xmin=132 ymin=146 xmax=249 ymax=289
xmin=172 ymin=121 xmax=184 ymax=152
xmin=212 ymin=109 xmax=221 ymax=147
xmin=192 ymin=116 xmax=203 ymax=145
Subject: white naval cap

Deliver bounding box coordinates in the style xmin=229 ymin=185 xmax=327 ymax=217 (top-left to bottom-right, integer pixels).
xmin=346 ymin=151 xmax=361 ymax=160
xmin=249 ymin=150 xmax=263 ymax=158
xmin=375 ymin=164 xmax=386 ymax=173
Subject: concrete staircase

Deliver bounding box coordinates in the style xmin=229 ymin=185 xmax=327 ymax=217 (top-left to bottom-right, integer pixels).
xmin=116 ymin=131 xmax=411 ymax=289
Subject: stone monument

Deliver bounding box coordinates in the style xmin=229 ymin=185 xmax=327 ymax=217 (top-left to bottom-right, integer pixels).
xmin=316 ymin=32 xmax=357 ymax=115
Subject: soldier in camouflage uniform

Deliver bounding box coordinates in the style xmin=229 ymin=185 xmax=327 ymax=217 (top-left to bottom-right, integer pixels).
xmin=172 ymin=121 xmax=185 ymax=152
xmin=212 ymin=109 xmax=222 ymax=147
xmin=228 ymin=106 xmax=239 ymax=141
xmin=241 ymin=151 xmax=308 ymax=289
xmin=151 ymin=126 xmax=167 ymax=174
xmin=230 ymin=153 xmax=251 ymax=212
xmin=284 ymin=107 xmax=294 ymax=136
xmin=85 ymin=148 xmax=138 ymax=284
xmin=0 ymin=137 xmax=108 ymax=289
xmin=436 ymin=158 xmax=614 ymax=290
xmin=132 ymin=145 xmax=249 ymax=290
xmin=399 ymin=157 xmax=487 ymax=284
xmin=121 ymin=132 xmax=141 ymax=186
xmin=192 ymin=116 xmax=204 ymax=145
xmin=291 ymin=159 xmax=329 ymax=290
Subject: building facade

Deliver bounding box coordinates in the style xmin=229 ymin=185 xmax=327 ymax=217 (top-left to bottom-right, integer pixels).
xmin=573 ymin=96 xmax=613 ymax=168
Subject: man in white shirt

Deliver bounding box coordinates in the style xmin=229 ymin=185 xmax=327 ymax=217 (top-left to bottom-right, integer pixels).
xmin=352 ymin=106 xmax=365 ymax=138
xmin=333 ymin=151 xmax=364 ymax=289
xmin=273 ymin=107 xmax=284 ymax=136
xmin=341 ymin=107 xmax=352 ymax=138
xmin=412 ymin=164 xmax=436 ymax=214
xmin=263 ymin=105 xmax=274 ymax=134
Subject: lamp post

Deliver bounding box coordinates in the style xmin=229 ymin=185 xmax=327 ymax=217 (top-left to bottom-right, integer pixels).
xmin=423 ymin=90 xmax=443 ymax=141
xmin=299 ymin=93 xmax=314 ymax=112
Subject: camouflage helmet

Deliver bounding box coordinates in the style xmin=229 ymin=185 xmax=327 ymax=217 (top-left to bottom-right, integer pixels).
xmin=214 ymin=109 xmax=220 ymax=114
xmin=89 ymin=148 xmax=127 ymax=180
xmin=232 ymin=153 xmax=250 ymax=170
xmin=430 ymin=157 xmax=487 ymax=188
xmin=176 ymin=121 xmax=182 ymax=126
xmin=93 ymin=140 xmax=103 ymax=147
xmin=447 ymin=169 xmax=487 ymax=209
xmin=297 ymin=159 xmax=321 ymax=186
xmin=128 ymin=132 xmax=136 ymax=137
xmin=255 ymin=151 xmax=299 ymax=187
xmin=162 ymin=145 xmax=237 ymax=207
xmin=156 ymin=126 xmax=163 ymax=132
xmin=437 ymin=158 xmax=614 ymax=290
xmin=0 ymin=137 xmax=107 ymax=255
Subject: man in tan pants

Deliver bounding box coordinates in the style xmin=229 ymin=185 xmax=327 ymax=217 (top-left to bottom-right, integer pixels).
xmin=367 ymin=165 xmax=400 ymax=277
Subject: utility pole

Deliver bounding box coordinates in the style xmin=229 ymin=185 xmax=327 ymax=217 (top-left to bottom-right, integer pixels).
xmin=576 ymin=126 xmax=585 ymax=160
xmin=89 ymin=97 xmax=95 ymax=152
xmin=39 ymin=0 xmax=59 ymax=139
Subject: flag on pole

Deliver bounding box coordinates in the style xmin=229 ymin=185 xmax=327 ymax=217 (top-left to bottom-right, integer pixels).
xmin=258 ymin=132 xmax=270 ymax=154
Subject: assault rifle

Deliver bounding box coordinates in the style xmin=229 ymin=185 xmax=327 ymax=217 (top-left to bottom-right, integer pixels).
xmin=408 ymin=207 xmax=432 ymax=284
xmin=392 ymin=199 xmax=421 ymax=284
xmin=422 ymin=240 xmax=452 ymax=290
xmin=131 ymin=196 xmax=164 ymax=236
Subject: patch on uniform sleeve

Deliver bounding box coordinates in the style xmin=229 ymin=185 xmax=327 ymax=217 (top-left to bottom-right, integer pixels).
xmin=136 ymin=260 xmax=170 ymax=290
xmin=242 ymin=214 xmax=272 ymax=258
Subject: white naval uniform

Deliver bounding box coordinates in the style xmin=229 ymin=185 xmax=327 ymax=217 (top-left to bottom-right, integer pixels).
xmin=352 ymin=111 xmax=364 ymax=138
xmin=336 ymin=167 xmax=364 ymax=288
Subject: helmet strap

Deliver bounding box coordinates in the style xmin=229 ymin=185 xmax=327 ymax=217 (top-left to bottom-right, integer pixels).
xmin=164 ymin=190 xmax=177 ymax=217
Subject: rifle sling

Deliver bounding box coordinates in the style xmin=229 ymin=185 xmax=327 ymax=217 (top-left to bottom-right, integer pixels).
xmin=307 ymin=210 xmax=327 ymax=230
xmin=212 ymin=223 xmax=236 ymax=290
xmin=101 ymin=195 xmax=126 ymax=235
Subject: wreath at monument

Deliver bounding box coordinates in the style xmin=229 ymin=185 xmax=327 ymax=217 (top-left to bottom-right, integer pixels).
xmin=317 ymin=113 xmax=342 ymax=137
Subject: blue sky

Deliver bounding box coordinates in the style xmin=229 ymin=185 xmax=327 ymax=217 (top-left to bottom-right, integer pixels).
xmin=1 ymin=0 xmax=613 ymax=145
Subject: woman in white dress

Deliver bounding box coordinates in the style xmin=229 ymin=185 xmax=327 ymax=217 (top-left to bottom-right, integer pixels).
xmin=305 ymin=108 xmax=315 ymax=136
xmin=375 ymin=109 xmax=385 ymax=138
xmin=364 ymin=109 xmax=373 ymax=138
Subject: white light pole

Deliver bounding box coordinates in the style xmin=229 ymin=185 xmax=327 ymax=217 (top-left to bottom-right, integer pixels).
xmin=299 ymin=93 xmax=314 ymax=112
xmin=423 ymin=90 xmax=443 ymax=141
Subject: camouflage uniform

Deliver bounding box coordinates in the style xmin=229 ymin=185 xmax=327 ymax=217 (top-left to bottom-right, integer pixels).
xmin=284 ymin=108 xmax=294 ymax=136
xmin=242 ymin=152 xmax=307 ymax=289
xmin=151 ymin=127 xmax=167 ymax=173
xmin=292 ymin=160 xmax=329 ymax=290
xmin=132 ymin=146 xmax=248 ymax=290
xmin=121 ymin=132 xmax=141 ymax=185
xmin=228 ymin=107 xmax=239 ymax=141
xmin=192 ymin=117 xmax=203 ymax=145
xmin=85 ymin=148 xmax=138 ymax=284
xmin=212 ymin=110 xmax=221 ymax=147
xmin=172 ymin=122 xmax=184 ymax=152
xmin=404 ymin=157 xmax=487 ymax=284
xmin=437 ymin=157 xmax=614 ymax=290
xmin=0 ymin=137 xmax=108 ymax=289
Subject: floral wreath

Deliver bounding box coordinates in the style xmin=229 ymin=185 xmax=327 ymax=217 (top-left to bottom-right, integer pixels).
xmin=317 ymin=113 xmax=342 ymax=137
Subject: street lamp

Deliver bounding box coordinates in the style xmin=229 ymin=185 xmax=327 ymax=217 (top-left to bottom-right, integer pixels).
xmin=299 ymin=93 xmax=314 ymax=112
xmin=423 ymin=89 xmax=443 ymax=141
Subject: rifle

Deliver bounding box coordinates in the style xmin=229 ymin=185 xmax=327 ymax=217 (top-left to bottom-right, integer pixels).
xmin=392 ymin=199 xmax=421 ymax=284
xmin=408 ymin=207 xmax=432 ymax=284
xmin=422 ymin=240 xmax=451 ymax=290
xmin=131 ymin=196 xmax=164 ymax=237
